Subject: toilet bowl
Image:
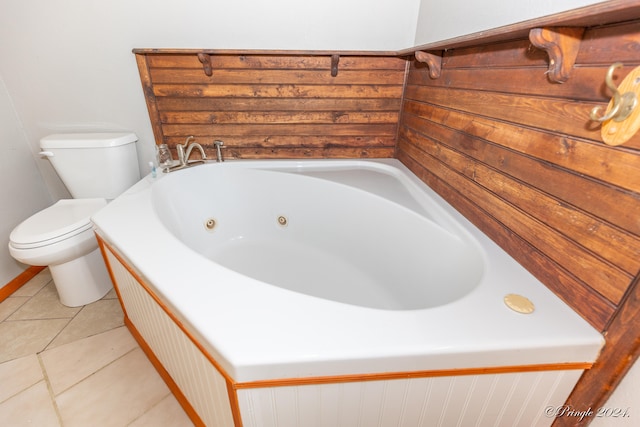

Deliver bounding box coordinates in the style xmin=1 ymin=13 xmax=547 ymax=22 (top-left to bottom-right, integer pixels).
xmin=9 ymin=132 xmax=140 ymax=307
xmin=9 ymin=198 xmax=111 ymax=307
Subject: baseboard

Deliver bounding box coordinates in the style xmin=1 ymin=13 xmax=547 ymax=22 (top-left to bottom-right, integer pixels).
xmin=0 ymin=266 xmax=46 ymax=303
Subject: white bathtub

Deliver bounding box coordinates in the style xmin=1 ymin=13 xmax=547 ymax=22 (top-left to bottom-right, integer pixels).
xmin=93 ymin=159 xmax=603 ymax=426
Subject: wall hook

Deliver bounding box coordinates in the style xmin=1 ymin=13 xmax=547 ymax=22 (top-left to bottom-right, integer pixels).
xmin=590 ymin=62 xmax=637 ymax=123
xmin=590 ymin=63 xmax=640 ymax=146
xmin=415 ymin=51 xmax=442 ymax=79
xmin=331 ymin=54 xmax=340 ymax=77
xmin=528 ymin=27 xmax=584 ymax=83
xmin=197 ymin=53 xmax=213 ymax=76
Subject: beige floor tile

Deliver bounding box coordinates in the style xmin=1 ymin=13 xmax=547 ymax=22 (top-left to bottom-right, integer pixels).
xmin=1 ymin=269 xmax=193 ymax=427
xmin=41 ymin=326 xmax=138 ymax=395
xmin=102 ymin=288 xmax=119 ymax=300
xmin=56 ymin=348 xmax=170 ymax=427
xmin=47 ymin=298 xmax=124 ymax=349
xmin=0 ymin=380 xmax=60 ymax=427
xmin=11 ymin=269 xmax=52 ymax=297
xmin=7 ymin=282 xmax=81 ymax=321
xmin=0 ymin=296 xmax=29 ymax=322
xmin=0 ymin=318 xmax=70 ymax=364
xmin=129 ymin=394 xmax=194 ymax=427
xmin=0 ymin=354 xmax=43 ymax=403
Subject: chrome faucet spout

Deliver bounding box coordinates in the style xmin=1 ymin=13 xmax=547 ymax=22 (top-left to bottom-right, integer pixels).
xmin=176 ymin=136 xmax=194 ymax=165
xmin=172 ymin=136 xmax=207 ymax=171
xmin=184 ymin=142 xmax=206 ymax=163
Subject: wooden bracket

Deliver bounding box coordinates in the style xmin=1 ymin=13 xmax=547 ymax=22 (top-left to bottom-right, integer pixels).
xmin=331 ymin=54 xmax=340 ymax=77
xmin=415 ymin=51 xmax=442 ymax=79
xmin=529 ymin=27 xmax=585 ymax=83
xmin=197 ymin=53 xmax=213 ymax=76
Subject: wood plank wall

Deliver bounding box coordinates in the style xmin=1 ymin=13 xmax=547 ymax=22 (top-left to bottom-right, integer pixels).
xmin=397 ymin=20 xmax=640 ymax=332
xmin=135 ymin=52 xmax=407 ymax=160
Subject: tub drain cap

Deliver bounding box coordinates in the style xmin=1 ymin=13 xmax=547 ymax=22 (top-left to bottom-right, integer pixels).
xmin=504 ymin=294 xmax=535 ymax=314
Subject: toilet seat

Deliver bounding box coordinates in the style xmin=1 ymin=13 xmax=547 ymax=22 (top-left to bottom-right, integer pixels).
xmin=10 ymin=198 xmax=107 ymax=249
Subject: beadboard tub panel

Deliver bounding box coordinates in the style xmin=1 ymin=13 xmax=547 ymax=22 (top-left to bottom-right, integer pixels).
xmin=103 ymin=246 xmax=235 ymax=427
xmin=237 ymin=370 xmax=583 ymax=427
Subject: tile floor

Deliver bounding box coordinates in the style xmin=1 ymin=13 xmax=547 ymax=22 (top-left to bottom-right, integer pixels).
xmin=0 ymin=268 xmax=194 ymax=426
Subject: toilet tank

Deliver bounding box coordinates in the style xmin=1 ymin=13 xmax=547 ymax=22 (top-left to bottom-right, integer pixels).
xmin=40 ymin=132 xmax=140 ymax=199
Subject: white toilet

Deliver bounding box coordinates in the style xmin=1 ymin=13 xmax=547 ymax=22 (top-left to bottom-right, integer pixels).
xmin=9 ymin=133 xmax=140 ymax=307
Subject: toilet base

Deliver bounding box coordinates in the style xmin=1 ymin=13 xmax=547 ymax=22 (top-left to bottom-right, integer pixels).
xmin=49 ymin=247 xmax=113 ymax=307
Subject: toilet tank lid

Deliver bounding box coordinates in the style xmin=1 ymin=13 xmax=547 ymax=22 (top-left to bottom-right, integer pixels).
xmin=40 ymin=132 xmax=138 ymax=149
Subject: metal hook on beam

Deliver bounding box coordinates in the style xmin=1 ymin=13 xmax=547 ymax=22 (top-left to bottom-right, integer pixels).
xmin=590 ymin=62 xmax=637 ymax=123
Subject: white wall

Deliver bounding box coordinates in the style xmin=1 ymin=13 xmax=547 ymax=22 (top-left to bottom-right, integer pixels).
xmin=0 ymin=75 xmax=52 ymax=285
xmin=0 ymin=0 xmax=419 ymax=287
xmin=0 ymin=0 xmax=419 ymax=194
xmin=415 ymin=0 xmax=606 ymax=46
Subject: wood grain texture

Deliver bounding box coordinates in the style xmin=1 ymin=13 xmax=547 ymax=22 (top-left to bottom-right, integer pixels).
xmin=401 ymin=0 xmax=640 ymax=55
xmin=397 ymin=21 xmax=640 ymax=331
xmin=556 ymin=272 xmax=640 ymax=427
xmin=397 ymin=20 xmax=640 ymax=423
xmin=528 ymin=27 xmax=585 ymax=83
xmin=136 ymin=52 xmax=407 ymax=160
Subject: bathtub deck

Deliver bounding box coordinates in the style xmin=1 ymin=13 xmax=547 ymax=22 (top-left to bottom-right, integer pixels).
xmin=92 ymin=160 xmax=604 ymax=382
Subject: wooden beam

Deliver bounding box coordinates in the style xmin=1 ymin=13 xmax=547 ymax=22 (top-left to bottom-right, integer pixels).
xmin=553 ymin=272 xmax=640 ymax=426
xmin=134 ymin=53 xmax=165 ymax=146
xmin=401 ymin=0 xmax=639 ymax=55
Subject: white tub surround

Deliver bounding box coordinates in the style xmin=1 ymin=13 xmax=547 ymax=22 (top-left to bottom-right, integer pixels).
xmin=93 ymin=159 xmax=603 ymax=426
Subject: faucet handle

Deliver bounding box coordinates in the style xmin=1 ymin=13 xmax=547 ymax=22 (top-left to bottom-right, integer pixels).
xmin=176 ymin=143 xmax=186 ymax=164
xmin=213 ymin=140 xmax=225 ymax=162
xmin=177 ymin=136 xmax=196 ymax=165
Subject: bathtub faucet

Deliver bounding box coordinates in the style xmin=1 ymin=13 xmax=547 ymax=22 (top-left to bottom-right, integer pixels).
xmin=173 ymin=136 xmax=207 ymax=170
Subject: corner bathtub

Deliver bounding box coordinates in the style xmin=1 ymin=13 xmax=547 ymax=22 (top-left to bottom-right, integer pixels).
xmin=92 ymin=159 xmax=603 ymax=427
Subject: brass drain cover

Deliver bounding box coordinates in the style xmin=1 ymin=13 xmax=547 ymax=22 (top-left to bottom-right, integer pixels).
xmin=504 ymin=294 xmax=535 ymax=314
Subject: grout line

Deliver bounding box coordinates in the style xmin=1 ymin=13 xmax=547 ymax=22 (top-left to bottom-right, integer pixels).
xmin=37 ymin=353 xmax=65 ymax=427
xmin=48 ymin=343 xmax=139 ymax=398
xmin=0 ymin=360 xmax=43 ymax=405
xmin=42 ymin=316 xmax=77 ymax=353
xmin=0 ymin=295 xmax=31 ymax=323
xmin=3 ymin=278 xmax=77 ymax=324
xmin=125 ymin=390 xmax=174 ymax=427
xmin=2 ymin=273 xmax=169 ymax=425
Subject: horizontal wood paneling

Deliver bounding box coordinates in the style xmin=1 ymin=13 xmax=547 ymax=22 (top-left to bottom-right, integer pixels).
xmin=398 ymin=20 xmax=640 ymax=331
xmin=136 ymin=53 xmax=407 ymax=159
